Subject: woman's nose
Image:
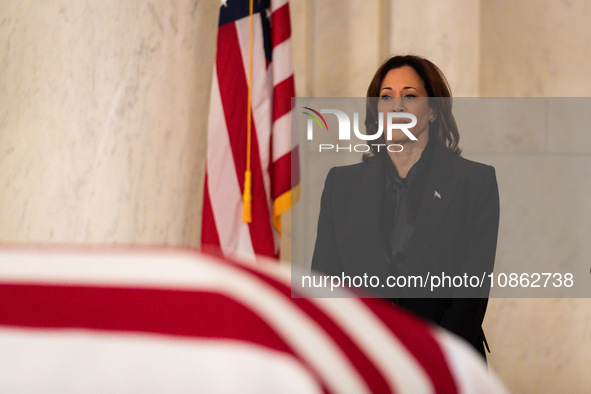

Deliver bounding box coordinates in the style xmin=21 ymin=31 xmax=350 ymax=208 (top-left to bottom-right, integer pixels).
xmin=390 ymin=97 xmax=406 ymax=112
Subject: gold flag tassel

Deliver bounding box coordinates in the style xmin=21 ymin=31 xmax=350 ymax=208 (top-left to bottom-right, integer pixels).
xmin=242 ymin=0 xmax=255 ymax=223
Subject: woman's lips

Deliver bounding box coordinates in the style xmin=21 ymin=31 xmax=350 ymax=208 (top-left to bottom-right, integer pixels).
xmin=389 ymin=117 xmax=411 ymax=124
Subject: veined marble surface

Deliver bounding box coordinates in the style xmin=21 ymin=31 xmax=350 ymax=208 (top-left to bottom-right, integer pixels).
xmin=0 ymin=0 xmax=217 ymax=245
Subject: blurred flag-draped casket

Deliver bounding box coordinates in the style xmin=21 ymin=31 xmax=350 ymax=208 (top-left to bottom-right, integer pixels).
xmin=0 ymin=247 xmax=506 ymax=393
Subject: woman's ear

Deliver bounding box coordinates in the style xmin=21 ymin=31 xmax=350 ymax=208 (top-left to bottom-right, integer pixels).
xmin=429 ymin=106 xmax=437 ymax=122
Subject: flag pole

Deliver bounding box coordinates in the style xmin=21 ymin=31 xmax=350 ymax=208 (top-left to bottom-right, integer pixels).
xmin=242 ymin=0 xmax=255 ymax=223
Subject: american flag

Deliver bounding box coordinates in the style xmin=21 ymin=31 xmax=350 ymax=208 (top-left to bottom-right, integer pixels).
xmin=201 ymin=0 xmax=299 ymax=260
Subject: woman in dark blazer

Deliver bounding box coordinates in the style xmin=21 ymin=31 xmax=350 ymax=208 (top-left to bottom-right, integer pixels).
xmin=311 ymin=55 xmax=500 ymax=358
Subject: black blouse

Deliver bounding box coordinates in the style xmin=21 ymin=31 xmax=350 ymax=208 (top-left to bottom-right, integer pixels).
xmin=381 ymin=139 xmax=435 ymax=270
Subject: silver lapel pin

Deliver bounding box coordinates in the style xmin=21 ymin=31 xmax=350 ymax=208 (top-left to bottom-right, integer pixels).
xmin=434 ymin=190 xmax=442 ymax=199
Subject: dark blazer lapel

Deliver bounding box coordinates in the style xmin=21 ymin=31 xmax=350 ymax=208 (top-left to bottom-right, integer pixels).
xmin=351 ymin=157 xmax=390 ymax=272
xmin=406 ymin=146 xmax=459 ymax=265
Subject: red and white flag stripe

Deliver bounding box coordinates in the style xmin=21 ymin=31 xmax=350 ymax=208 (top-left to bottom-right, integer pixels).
xmin=0 ymin=246 xmax=508 ymax=393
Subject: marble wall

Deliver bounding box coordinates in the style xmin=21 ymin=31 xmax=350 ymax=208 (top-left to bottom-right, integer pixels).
xmin=0 ymin=0 xmax=218 ymax=246
xmin=2 ymin=0 xmax=590 ymax=392
xmin=388 ymin=0 xmax=481 ymax=96
xmin=478 ymin=1 xmax=591 ymax=392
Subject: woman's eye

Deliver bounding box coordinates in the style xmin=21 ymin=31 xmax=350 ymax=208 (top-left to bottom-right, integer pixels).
xmin=404 ymin=95 xmax=417 ymax=100
xmin=379 ymin=95 xmax=392 ymax=101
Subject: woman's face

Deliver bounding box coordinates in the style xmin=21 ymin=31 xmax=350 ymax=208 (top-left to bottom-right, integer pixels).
xmin=377 ymin=66 xmax=435 ymax=144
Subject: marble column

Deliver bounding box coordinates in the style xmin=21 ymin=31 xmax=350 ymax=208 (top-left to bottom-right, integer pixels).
xmin=0 ymin=0 xmax=218 ymax=246
xmin=479 ymin=1 xmax=591 ymax=392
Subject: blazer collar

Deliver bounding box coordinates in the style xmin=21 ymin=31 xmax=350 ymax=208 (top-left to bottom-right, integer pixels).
xmin=406 ymin=145 xmax=459 ymax=264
